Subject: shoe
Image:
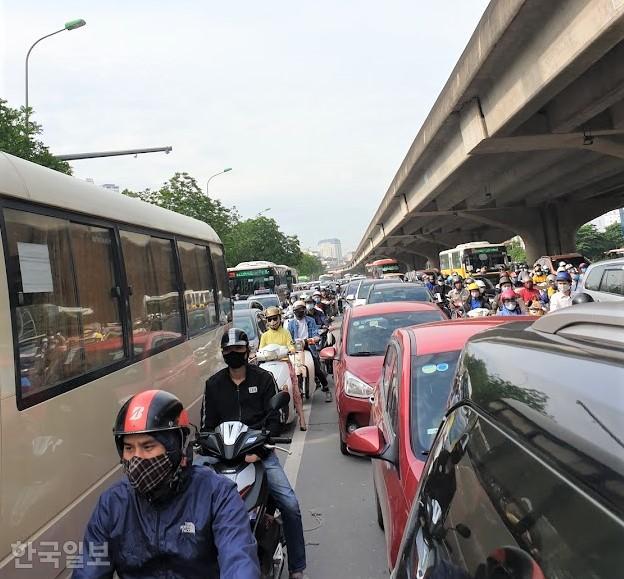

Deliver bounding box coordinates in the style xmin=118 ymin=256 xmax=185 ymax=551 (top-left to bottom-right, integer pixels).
xmin=325 ymin=390 xmax=333 ymax=403
xmin=300 ymin=423 xmax=307 ymax=431
xmin=289 ymin=572 xmax=306 ymax=579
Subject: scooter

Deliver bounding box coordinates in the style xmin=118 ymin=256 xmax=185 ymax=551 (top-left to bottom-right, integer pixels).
xmin=256 ymin=344 xmax=296 ymax=426
xmin=195 ymin=392 xmax=293 ymax=579
xmin=291 ymin=338 xmax=316 ymax=400
xmin=466 ymin=307 xmax=491 ymax=318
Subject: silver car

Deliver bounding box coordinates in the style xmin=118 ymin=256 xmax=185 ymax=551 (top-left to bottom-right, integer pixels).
xmin=580 ymin=257 xmax=624 ymax=301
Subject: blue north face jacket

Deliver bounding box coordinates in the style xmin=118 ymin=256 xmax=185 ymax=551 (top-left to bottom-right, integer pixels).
xmin=72 ymin=466 xmax=260 ymax=579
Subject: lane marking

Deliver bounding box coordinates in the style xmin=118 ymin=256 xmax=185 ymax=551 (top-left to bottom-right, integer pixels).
xmin=283 ymin=396 xmax=315 ymax=490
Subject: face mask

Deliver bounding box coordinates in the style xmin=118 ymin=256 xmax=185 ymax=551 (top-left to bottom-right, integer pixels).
xmin=223 ymin=351 xmax=247 ymax=369
xmin=470 ymin=291 xmax=480 ymax=299
xmin=306 ymin=304 xmax=315 ymax=312
xmin=123 ymin=454 xmax=173 ymax=495
xmin=504 ymin=301 xmax=517 ymax=310
xmin=294 ymin=309 xmax=305 ymax=319
xmin=269 ymin=319 xmax=281 ymax=329
xmin=501 ymin=285 xmax=511 ymax=292
xmin=313 ymin=297 xmax=321 ymax=303
xmin=557 ymin=283 xmax=571 ymax=293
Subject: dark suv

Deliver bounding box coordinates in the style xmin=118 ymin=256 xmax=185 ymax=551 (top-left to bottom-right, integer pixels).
xmin=391 ymin=303 xmax=624 ymax=578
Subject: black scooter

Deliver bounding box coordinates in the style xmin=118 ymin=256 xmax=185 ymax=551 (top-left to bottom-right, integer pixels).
xmin=194 ymin=392 xmax=292 ymax=579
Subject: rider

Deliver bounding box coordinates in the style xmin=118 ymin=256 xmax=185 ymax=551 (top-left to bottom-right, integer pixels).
xmin=532 ymin=265 xmax=547 ymax=284
xmin=549 ymin=271 xmax=574 ymax=312
xmin=463 ymin=282 xmax=489 ymax=313
xmin=202 ymin=329 xmax=307 ymax=579
xmin=496 ymin=288 xmax=523 ymax=316
xmin=306 ymin=295 xmax=328 ymax=328
xmin=288 ymin=300 xmax=332 ymax=403
xmin=517 ymin=277 xmax=541 ymax=307
xmin=259 ymin=306 xmax=307 ymax=431
xmin=74 ymin=389 xmax=259 ymax=578
xmin=447 ymin=277 xmax=468 ymax=304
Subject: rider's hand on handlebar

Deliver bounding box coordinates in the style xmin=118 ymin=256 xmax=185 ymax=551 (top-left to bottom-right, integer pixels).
xmin=244 ymin=454 xmax=261 ymax=463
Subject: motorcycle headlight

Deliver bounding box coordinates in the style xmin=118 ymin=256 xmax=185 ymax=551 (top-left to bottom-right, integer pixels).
xmin=344 ymin=371 xmax=374 ymax=399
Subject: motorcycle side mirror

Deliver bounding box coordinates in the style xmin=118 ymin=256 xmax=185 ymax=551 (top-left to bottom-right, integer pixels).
xmin=269 ymin=391 xmax=290 ymax=411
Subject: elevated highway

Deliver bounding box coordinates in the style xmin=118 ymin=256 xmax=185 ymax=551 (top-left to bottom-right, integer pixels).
xmin=351 ymin=0 xmax=624 ymax=269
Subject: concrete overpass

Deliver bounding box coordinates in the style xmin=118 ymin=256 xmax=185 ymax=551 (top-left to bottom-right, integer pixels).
xmin=351 ymin=0 xmax=624 ymax=270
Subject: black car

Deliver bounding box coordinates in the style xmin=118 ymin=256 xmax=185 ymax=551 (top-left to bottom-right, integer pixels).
xmin=391 ymin=303 xmax=624 ymax=578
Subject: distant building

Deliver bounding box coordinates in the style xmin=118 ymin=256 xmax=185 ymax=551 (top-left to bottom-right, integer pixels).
xmin=318 ymin=238 xmax=342 ymax=260
xmin=590 ymin=208 xmax=622 ymax=231
xmin=344 ymin=251 xmax=354 ymax=263
xmin=101 ymin=183 xmax=120 ymax=194
xmin=85 ymin=178 xmax=95 ymax=184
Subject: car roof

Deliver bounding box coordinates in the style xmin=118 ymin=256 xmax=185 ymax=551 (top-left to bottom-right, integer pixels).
xmin=586 ymin=257 xmax=624 ymax=268
xmin=350 ymin=301 xmax=442 ymax=318
xmin=249 ymin=293 xmax=278 ymax=298
xmin=370 ymin=282 xmax=424 ymax=290
xmin=402 ymin=317 xmax=534 ymax=356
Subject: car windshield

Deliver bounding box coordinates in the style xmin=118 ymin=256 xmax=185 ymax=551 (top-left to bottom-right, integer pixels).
xmin=252 ymin=295 xmax=280 ymax=309
xmin=410 ymin=350 xmax=461 ymax=455
xmin=356 ymin=279 xmax=395 ymax=299
xmin=347 ymin=310 xmax=443 ymax=356
xmin=368 ymin=285 xmax=432 ymax=304
xmin=233 ymin=313 xmax=257 ymax=340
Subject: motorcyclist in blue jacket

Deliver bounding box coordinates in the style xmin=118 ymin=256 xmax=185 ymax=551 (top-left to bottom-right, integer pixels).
xmin=72 ymin=389 xmax=260 ymax=579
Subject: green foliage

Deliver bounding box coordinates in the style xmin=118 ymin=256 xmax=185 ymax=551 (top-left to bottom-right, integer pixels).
xmin=0 ymin=99 xmax=72 ymax=175
xmin=506 ymin=240 xmax=526 ymax=264
xmin=122 ymin=172 xmax=238 ymax=241
xmin=296 ymin=253 xmax=326 ymax=279
xmin=575 ymin=221 xmax=624 ymax=261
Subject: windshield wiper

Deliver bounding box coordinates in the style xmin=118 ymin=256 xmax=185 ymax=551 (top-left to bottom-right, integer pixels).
xmin=349 ymin=351 xmax=381 ymax=357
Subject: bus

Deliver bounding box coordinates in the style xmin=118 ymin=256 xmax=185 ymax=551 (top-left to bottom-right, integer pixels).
xmin=0 ymin=152 xmax=233 ymax=575
xmin=439 ymin=242 xmax=510 ymax=279
xmin=366 ymin=258 xmax=406 ymax=280
xmin=228 ymin=260 xmax=296 ymax=301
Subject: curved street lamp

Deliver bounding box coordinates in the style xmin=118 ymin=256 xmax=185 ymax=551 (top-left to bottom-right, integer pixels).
xmin=25 ymin=19 xmax=87 ymax=134
xmin=206 ymin=167 xmax=232 ymax=196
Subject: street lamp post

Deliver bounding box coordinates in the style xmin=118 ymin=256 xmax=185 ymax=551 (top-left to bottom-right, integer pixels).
xmin=206 ymin=168 xmax=232 ymax=196
xmin=25 ymin=18 xmax=86 ymax=134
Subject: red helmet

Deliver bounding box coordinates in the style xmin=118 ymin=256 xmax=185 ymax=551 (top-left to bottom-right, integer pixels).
xmin=113 ymin=390 xmax=190 ymax=457
xmin=501 ymin=288 xmax=517 ymax=301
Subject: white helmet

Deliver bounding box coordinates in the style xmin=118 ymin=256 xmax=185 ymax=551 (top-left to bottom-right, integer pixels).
xmin=475 ymin=279 xmax=486 ymax=291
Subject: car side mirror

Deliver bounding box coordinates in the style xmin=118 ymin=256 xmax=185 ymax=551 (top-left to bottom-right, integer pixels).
xmin=346 ymin=294 xmax=355 ymax=301
xmin=269 ymin=391 xmax=290 ymax=411
xmin=346 ymin=425 xmax=397 ymax=465
xmin=320 ymin=346 xmax=336 ymax=360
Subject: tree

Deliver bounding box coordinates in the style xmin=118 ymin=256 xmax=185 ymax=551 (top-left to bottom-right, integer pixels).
xmin=122 ymin=172 xmax=238 ymax=241
xmin=0 ymin=99 xmax=71 ymax=174
xmin=225 ymin=216 xmax=303 ymax=267
xmin=296 ymin=253 xmax=325 ymax=279
xmin=506 ymin=240 xmax=526 ymax=264
xmin=575 ymin=222 xmax=624 ymax=261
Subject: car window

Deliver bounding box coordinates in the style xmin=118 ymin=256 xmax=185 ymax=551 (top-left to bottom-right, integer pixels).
xmin=232 ymin=314 xmax=256 ymax=340
xmin=380 ymin=346 xmax=397 ymax=404
xmin=385 ymin=343 xmax=400 ymax=436
xmin=368 ymin=285 xmax=432 ymax=304
xmin=599 ymin=268 xmax=624 ymax=296
xmin=584 ymin=265 xmax=603 ymax=291
xmin=398 ymin=404 xmax=622 ymax=579
xmin=346 ymin=310 xmax=443 ymax=356
xmin=410 ymin=350 xmax=460 ymax=455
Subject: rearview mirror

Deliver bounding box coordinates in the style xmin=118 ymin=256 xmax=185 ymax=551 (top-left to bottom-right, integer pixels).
xmin=346 ymin=294 xmax=355 ymax=301
xmin=347 ymin=426 xmax=386 ymax=457
xmin=320 ymin=346 xmax=336 ymax=360
xmin=269 ymin=391 xmax=290 ymax=411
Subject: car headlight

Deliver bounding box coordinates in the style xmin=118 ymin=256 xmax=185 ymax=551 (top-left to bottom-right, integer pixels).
xmin=344 ymin=371 xmax=374 ymax=399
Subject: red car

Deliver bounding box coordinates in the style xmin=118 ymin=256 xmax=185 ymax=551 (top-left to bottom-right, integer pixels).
xmin=347 ymin=317 xmax=532 ymax=569
xmin=320 ymin=302 xmax=447 ymax=455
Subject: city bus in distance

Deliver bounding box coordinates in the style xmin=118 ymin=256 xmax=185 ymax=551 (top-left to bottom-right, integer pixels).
xmin=366 ymin=258 xmax=406 ymax=280
xmin=439 ymin=242 xmax=510 ymax=279
xmin=0 ymin=152 xmax=233 ymax=576
xmin=228 ymin=260 xmax=295 ymax=301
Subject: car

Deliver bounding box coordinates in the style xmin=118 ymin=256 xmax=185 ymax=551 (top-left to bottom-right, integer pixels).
xmin=233 ymin=299 xmax=264 ymax=311
xmin=347 ymin=317 xmax=532 ymax=569
xmin=320 ymin=302 xmax=448 ymax=455
xmin=534 ymin=252 xmax=590 ymax=274
xmin=387 ymin=303 xmax=624 ymax=578
xmin=579 ymin=256 xmax=624 ymax=301
xmin=248 ymin=293 xmax=281 ymax=309
xmin=346 ymin=278 xmax=398 ymax=307
xmin=366 ymin=282 xmax=433 ymax=305
xmin=232 ymin=308 xmax=267 ymax=354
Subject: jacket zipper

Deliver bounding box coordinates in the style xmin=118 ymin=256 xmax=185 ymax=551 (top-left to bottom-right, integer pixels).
xmin=236 ymin=384 xmax=242 ymax=421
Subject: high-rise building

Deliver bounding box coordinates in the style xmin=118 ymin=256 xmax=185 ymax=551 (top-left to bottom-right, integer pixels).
xmin=85 ymin=178 xmax=95 ymax=184
xmin=318 ymin=238 xmax=342 ymax=260
xmin=101 ymin=183 xmax=120 ymax=194
xmin=590 ymin=208 xmax=622 ymax=231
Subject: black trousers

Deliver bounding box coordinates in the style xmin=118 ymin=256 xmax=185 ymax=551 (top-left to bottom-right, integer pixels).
xmin=311 ymin=352 xmax=328 ymax=388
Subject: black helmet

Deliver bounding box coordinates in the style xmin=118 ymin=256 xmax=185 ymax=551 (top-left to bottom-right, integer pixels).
xmin=221 ymin=328 xmax=250 ymax=349
xmin=572 ymin=292 xmax=594 ymax=305
xmin=113 ymin=390 xmax=190 ymax=458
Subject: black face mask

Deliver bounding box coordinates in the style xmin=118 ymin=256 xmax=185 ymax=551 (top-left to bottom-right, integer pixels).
xmin=223 ymin=351 xmax=247 ymax=369
xmin=294 ymin=309 xmax=305 ymax=319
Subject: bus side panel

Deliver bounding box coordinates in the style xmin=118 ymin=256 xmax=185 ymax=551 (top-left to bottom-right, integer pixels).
xmin=0 ymin=327 xmax=224 ymax=575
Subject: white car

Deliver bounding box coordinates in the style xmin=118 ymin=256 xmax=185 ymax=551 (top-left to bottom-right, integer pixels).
xmin=580 ymin=257 xmax=624 ymax=301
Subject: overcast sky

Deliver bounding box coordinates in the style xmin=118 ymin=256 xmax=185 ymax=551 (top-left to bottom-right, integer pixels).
xmin=1 ymin=1 xmax=489 ymax=253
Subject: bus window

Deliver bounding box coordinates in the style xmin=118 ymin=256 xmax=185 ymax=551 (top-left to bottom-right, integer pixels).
xmin=120 ymin=231 xmax=183 ymax=356
xmin=440 ymin=253 xmax=450 ymax=271
xmin=178 ymin=241 xmax=218 ymax=336
xmin=209 ymin=244 xmax=232 ymax=323
xmin=3 ymin=209 xmax=125 ymax=404
xmin=451 ymin=251 xmax=462 ymax=270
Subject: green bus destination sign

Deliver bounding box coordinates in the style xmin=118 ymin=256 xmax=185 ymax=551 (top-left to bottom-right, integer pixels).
xmin=466 ymin=247 xmax=505 ymax=254
xmin=382 ymin=264 xmax=400 ymax=272
xmin=233 ymin=269 xmax=270 ymax=278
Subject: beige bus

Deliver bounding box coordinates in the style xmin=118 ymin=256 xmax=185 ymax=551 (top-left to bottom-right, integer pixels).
xmin=0 ymin=152 xmax=232 ymax=576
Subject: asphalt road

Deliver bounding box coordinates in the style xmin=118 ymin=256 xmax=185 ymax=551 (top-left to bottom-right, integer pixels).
xmin=282 ymin=377 xmax=389 ymax=579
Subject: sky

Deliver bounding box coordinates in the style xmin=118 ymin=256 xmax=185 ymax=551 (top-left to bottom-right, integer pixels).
xmin=1 ymin=0 xmax=489 ymax=254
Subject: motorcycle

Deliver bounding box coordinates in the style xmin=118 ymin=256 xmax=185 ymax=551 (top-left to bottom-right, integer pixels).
xmin=195 ymin=392 xmax=293 ymax=579
xmin=466 ymin=307 xmax=491 ymax=318
xmin=256 ymin=344 xmax=296 ymax=426
xmin=291 ymin=338 xmax=316 ymax=400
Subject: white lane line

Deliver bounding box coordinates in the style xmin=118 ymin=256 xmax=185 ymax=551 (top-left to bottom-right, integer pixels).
xmin=283 ymin=398 xmax=314 ymax=490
